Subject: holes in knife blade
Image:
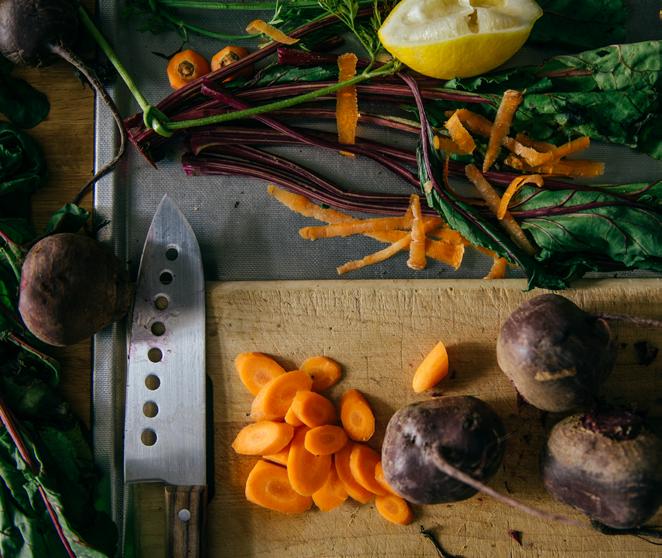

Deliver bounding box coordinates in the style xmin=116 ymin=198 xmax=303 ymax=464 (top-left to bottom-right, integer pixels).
xmin=154 ymin=295 xmax=169 ymax=311
xmin=141 ymin=429 xmax=157 ymax=446
xmin=166 ymin=246 xmax=179 ymax=261
xmin=143 ymin=401 xmax=158 ymax=418
xmin=178 ymin=509 xmax=191 ymax=522
xmin=151 ymin=321 xmax=166 ymax=336
xmin=145 ymin=374 xmax=160 ymax=390
xmin=159 ymin=271 xmax=173 ymax=285
xmin=148 ymin=348 xmax=163 ymax=363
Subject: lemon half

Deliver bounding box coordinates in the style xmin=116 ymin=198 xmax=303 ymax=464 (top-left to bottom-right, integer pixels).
xmin=379 ymin=0 xmax=542 ymax=79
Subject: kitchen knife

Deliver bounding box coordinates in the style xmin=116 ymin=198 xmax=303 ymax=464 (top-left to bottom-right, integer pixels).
xmin=124 ymin=195 xmax=206 ymax=558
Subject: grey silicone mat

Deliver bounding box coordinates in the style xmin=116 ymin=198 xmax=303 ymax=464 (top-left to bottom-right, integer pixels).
xmin=91 ymin=0 xmax=662 ymax=548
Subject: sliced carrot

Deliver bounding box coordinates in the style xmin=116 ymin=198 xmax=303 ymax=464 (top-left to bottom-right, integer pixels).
xmin=235 ymin=352 xmax=286 ymax=396
xmin=232 ymin=421 xmax=294 ymax=456
xmin=210 ymin=45 xmax=253 ymax=81
xmin=299 ymin=215 xmax=412 ymax=240
xmin=433 ymin=135 xmax=464 ymax=154
xmin=412 ymin=340 xmax=449 ymax=394
xmin=289 ymin=390 xmax=337 ymax=428
xmin=167 ymin=49 xmax=210 ymax=90
xmin=484 ymin=257 xmax=508 ymax=280
xmin=465 ymin=164 xmax=537 ymax=256
xmin=407 ymin=195 xmax=427 ymax=271
xmin=263 ymin=443 xmax=291 ymax=466
xmin=483 ymin=89 xmax=523 ymax=172
xmin=375 ymin=494 xmax=413 ymax=525
xmin=287 ymin=427 xmax=332 ymax=496
xmin=245 ymin=460 xmax=312 ymax=514
xmin=285 ymin=406 xmax=303 ymax=427
xmin=245 ymin=19 xmax=299 ymax=44
xmin=497 ymin=174 xmax=544 ymax=220
xmin=300 ymin=355 xmax=342 ymax=391
xmin=349 ymin=444 xmax=388 ymax=496
xmin=250 ymin=370 xmax=313 ymax=421
xmin=312 ymin=467 xmax=348 ymax=512
xmin=444 ymin=111 xmax=476 ymax=154
xmin=340 ymin=389 xmax=375 ymax=442
xmin=304 ymin=425 xmax=348 ymax=456
xmin=334 ymin=443 xmax=374 ymax=504
xmin=336 ymin=53 xmax=359 ymax=146
xmin=374 ymin=462 xmax=397 ymax=496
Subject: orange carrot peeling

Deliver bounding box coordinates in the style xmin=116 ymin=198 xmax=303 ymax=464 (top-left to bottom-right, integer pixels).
xmin=444 ymin=111 xmax=476 ymax=154
xmin=483 ymin=89 xmax=523 ymax=172
xmin=245 ymin=19 xmax=299 ymax=44
xmin=497 ymin=174 xmax=544 ymax=220
xmin=336 ymin=53 xmax=359 ymax=147
xmin=484 ymin=256 xmax=508 ymax=280
xmin=299 ymin=215 xmax=411 ymax=240
xmin=407 ymin=195 xmax=427 ymax=270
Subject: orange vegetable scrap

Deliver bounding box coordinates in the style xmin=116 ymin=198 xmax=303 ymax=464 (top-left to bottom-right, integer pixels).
xmin=407 ymin=195 xmax=427 ymax=271
xmin=211 ymin=46 xmax=253 ymax=82
xmin=444 ymin=111 xmax=476 ymax=154
xmin=484 ymin=256 xmax=508 ymax=280
xmin=336 ymin=53 xmax=359 ymax=148
xmin=412 ymin=340 xmax=449 ymax=394
xmin=245 ymin=19 xmax=299 ymax=44
xmin=483 ymin=89 xmax=523 ymax=172
xmin=497 ymin=175 xmax=544 ymax=220
xmin=433 ymin=135 xmax=463 ymax=154
xmin=299 ymin=215 xmax=412 ymax=240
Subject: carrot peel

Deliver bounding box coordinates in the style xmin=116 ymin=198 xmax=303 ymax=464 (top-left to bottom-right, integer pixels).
xmin=336 ymin=53 xmax=359 ymax=147
xmin=497 ymin=174 xmax=544 ymax=220
xmin=245 ymin=19 xmax=299 ymax=44
xmin=444 ymin=111 xmax=476 ymax=154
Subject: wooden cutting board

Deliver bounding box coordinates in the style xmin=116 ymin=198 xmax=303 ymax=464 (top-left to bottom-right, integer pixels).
xmin=133 ymin=278 xmax=662 ymax=557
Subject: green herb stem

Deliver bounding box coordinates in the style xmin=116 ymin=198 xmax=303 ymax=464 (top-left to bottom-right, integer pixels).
xmin=168 ymin=62 xmax=397 ymax=130
xmin=157 ymin=6 xmax=260 ymax=40
xmin=157 ymin=0 xmax=314 ymax=9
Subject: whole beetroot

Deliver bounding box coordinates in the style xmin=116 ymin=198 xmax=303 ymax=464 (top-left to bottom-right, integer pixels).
xmin=497 ymin=294 xmax=617 ymax=412
xmin=19 ymin=233 xmax=131 ymax=346
xmin=542 ymin=410 xmax=662 ymax=530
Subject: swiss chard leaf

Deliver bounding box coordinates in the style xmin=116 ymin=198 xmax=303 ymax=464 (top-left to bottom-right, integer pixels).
xmin=0 ymin=58 xmax=50 ymax=129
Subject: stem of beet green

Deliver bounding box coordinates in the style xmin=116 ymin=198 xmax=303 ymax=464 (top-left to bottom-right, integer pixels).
xmin=157 ymin=7 xmax=260 ymax=41
xmin=156 ymin=0 xmax=314 ymax=9
xmin=167 ymin=62 xmax=399 ymax=130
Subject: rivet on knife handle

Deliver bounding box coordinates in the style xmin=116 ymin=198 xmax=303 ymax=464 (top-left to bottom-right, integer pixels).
xmin=165 ymin=485 xmax=207 ymax=558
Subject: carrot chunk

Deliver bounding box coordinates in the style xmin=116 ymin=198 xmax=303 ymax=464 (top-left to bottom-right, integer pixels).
xmin=287 ymin=427 xmax=332 ymax=496
xmin=285 ymin=406 xmax=304 ymax=426
xmin=483 ymin=89 xmax=523 ymax=172
xmin=300 ymin=355 xmax=342 ymax=391
xmin=245 ymin=460 xmax=312 ymax=514
xmin=407 ymin=195 xmax=427 ymax=271
xmin=166 ymin=49 xmax=210 ymax=90
xmin=340 ymin=389 xmax=375 ymax=442
xmin=312 ymin=467 xmax=348 ymax=512
xmin=334 ymin=443 xmax=374 ymax=504
xmin=374 ymin=461 xmax=397 ymax=496
xmin=250 ymin=370 xmax=313 ymax=421
xmin=375 ymin=494 xmax=413 ymax=525
xmin=231 ymin=421 xmax=294 ymax=456
xmin=305 ymin=425 xmax=348 ymax=456
xmin=412 ymin=340 xmax=449 ymax=394
xmin=336 ymin=53 xmax=359 ymax=146
xmin=289 ymin=390 xmax=337 ymax=427
xmin=444 ymin=111 xmax=476 ymax=154
xmin=263 ymin=443 xmax=291 ymax=466
xmin=235 ymin=352 xmax=286 ymax=396
xmin=349 ymin=444 xmax=388 ymax=496
xmin=245 ymin=19 xmax=299 ymax=44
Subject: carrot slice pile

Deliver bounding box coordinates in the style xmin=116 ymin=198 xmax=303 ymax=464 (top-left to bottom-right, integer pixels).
xmin=412 ymin=340 xmax=449 ymax=394
xmin=312 ymin=467 xmax=348 ymax=512
xmin=245 ymin=19 xmax=299 ymax=44
xmin=245 ymin=460 xmax=312 ymax=514
xmin=334 ymin=443 xmax=374 ymax=504
xmin=300 ymin=355 xmax=342 ymax=391
xmin=250 ymin=370 xmax=313 ymax=421
xmin=285 ymin=406 xmax=304 ymax=426
xmin=263 ymin=444 xmax=291 ymax=466
xmin=235 ymin=352 xmax=286 ymax=396
xmin=484 ymin=256 xmax=508 ymax=280
xmin=305 ymin=425 xmax=348 ymax=456
xmin=336 ymin=53 xmax=359 ymax=147
xmin=375 ymin=494 xmax=413 ymax=525
xmin=289 ymin=390 xmax=337 ymax=427
xmin=340 ymin=389 xmax=375 ymax=442
xmin=231 ymin=421 xmax=294 ymax=455
xmin=374 ymin=462 xmax=397 ymax=496
xmin=497 ymin=174 xmax=544 ymax=220
xmin=349 ymin=444 xmax=388 ymax=496
xmin=444 ymin=111 xmax=476 ymax=154
xmin=407 ymin=195 xmax=427 ymax=271
xmin=288 ymin=427 xmax=332 ymax=496
xmin=483 ymin=89 xmax=523 ymax=172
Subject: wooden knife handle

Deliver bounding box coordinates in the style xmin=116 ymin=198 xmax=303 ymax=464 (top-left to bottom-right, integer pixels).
xmin=165 ymin=485 xmax=207 ymax=558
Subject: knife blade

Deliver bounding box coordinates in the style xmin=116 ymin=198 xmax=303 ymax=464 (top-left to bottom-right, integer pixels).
xmin=124 ymin=194 xmax=206 ymax=558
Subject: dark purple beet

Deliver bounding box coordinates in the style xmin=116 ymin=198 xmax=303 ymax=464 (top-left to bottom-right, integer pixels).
xmin=497 ymin=294 xmax=617 ymax=412
xmin=381 ymin=396 xmax=506 ymax=505
xmin=0 ymin=0 xmax=78 ymax=66
xmin=542 ymin=410 xmax=662 ymax=529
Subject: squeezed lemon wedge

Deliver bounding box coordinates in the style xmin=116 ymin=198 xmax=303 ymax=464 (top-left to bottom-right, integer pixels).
xmin=378 ymin=0 xmax=542 ymax=79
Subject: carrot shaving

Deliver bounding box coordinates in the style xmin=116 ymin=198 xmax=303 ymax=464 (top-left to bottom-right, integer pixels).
xmin=497 ymin=174 xmax=544 ymax=219
xmin=444 ymin=112 xmax=476 ymax=154
xmin=449 ymin=109 xmax=492 ymax=137
xmin=299 ymin=215 xmax=412 ymax=240
xmin=537 ymin=159 xmax=605 ymax=177
xmin=407 ymin=195 xmax=427 ymax=271
xmin=484 ymin=257 xmax=507 ymax=280
xmin=502 ymin=137 xmax=553 ymax=168
xmin=515 ymin=133 xmax=555 ymax=152
xmin=483 ymin=89 xmax=523 ymax=172
xmin=548 ymin=136 xmax=591 ymax=162
xmin=465 ymin=164 xmax=537 ymax=256
xmin=336 ymin=53 xmax=359 ymax=146
xmin=433 ymin=135 xmax=464 ymax=154
xmin=245 ymin=19 xmax=299 ymax=44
